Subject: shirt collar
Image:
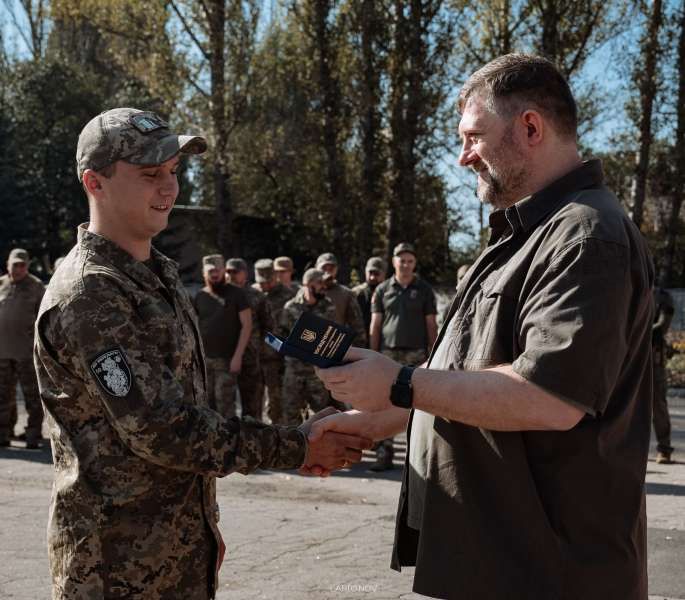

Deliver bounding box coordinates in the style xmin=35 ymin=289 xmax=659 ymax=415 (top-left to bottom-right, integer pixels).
xmin=488 ymin=159 xmax=605 ymax=238
xmin=77 ymin=224 xmax=178 ymax=292
xmin=392 ymin=275 xmax=418 ymax=288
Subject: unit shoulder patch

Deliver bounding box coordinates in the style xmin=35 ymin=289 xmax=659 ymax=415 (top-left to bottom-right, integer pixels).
xmin=90 ymin=348 xmax=132 ymax=397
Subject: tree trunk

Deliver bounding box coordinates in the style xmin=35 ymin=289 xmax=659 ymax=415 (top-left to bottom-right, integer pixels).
xmin=357 ymin=0 xmax=385 ymax=263
xmin=630 ymin=0 xmax=663 ymax=230
xmin=662 ymin=0 xmax=685 ymax=285
xmin=313 ymin=0 xmax=350 ymax=278
xmin=208 ymin=0 xmax=235 ymax=258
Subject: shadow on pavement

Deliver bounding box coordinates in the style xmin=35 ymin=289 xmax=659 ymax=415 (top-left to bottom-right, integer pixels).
xmin=0 ymin=443 xmax=53 ymax=465
xmin=645 ymin=481 xmax=685 ymax=496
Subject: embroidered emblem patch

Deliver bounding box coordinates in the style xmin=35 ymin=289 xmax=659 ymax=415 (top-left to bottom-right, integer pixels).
xmin=301 ymin=329 xmax=317 ymax=343
xmin=90 ymin=349 xmax=132 ymax=397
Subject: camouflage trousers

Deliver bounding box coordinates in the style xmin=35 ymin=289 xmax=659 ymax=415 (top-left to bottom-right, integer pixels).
xmin=262 ymin=357 xmax=285 ymax=424
xmin=238 ymin=348 xmax=264 ymax=420
xmin=653 ymin=367 xmax=673 ymax=454
xmin=377 ymin=348 xmax=427 ymax=457
xmin=0 ymin=358 xmax=43 ymax=444
xmin=205 ymin=357 xmax=238 ymax=419
xmin=382 ymin=348 xmax=428 ymax=367
xmin=281 ymin=360 xmax=330 ymax=426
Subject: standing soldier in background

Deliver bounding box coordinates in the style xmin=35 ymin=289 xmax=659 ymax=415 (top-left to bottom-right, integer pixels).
xmin=352 ymin=256 xmax=387 ymax=343
xmin=274 ymin=256 xmax=300 ymax=292
xmin=194 ymin=255 xmax=252 ymax=417
xmin=252 ymin=259 xmax=295 ymax=423
xmin=226 ymin=258 xmax=273 ymax=419
xmin=315 ymin=252 xmax=367 ymax=346
xmin=369 ymin=242 xmax=438 ymax=470
xmin=0 ymin=248 xmax=45 ymax=448
xmin=279 ymin=269 xmax=338 ymax=425
xmin=653 ymin=286 xmax=675 ymax=464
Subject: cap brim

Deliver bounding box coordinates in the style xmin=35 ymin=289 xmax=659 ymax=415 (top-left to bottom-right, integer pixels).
xmin=127 ymin=133 xmax=207 ymax=166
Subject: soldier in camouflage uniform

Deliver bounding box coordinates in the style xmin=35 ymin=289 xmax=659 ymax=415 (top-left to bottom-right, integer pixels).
xmin=252 ymin=259 xmax=295 ymax=423
xmin=351 ymin=256 xmax=387 ymax=344
xmin=0 ymin=248 xmax=45 ymax=448
xmin=279 ymin=268 xmax=339 ymax=426
xmin=34 ymin=108 xmax=370 ymax=600
xmin=316 ymin=252 xmax=367 ymax=346
xmin=369 ymin=243 xmax=438 ymax=471
xmin=194 ymin=254 xmax=252 ymax=418
xmin=226 ymin=258 xmax=273 ymax=419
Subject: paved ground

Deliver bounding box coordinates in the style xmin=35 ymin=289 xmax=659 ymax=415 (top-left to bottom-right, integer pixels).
xmin=1 ymin=393 xmax=684 ymax=599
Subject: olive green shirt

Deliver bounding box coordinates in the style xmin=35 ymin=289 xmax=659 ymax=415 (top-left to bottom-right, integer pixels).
xmin=395 ymin=160 xmax=653 ymax=600
xmin=371 ymin=276 xmax=437 ymax=351
xmin=0 ymin=272 xmax=44 ymax=359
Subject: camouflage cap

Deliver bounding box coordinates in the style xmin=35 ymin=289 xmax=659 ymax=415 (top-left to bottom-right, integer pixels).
xmin=202 ymin=254 xmax=225 ymax=271
xmin=225 ymin=258 xmax=248 ymax=272
xmin=273 ymin=256 xmax=294 ymax=272
xmin=365 ymin=256 xmax=387 ymax=272
xmin=393 ymin=242 xmax=416 ymax=257
xmin=315 ymin=253 xmax=338 ymax=268
xmin=76 ymin=108 xmax=207 ymax=181
xmin=302 ymin=268 xmax=325 ymax=285
xmin=8 ymin=248 xmax=29 ymax=264
xmin=254 ymin=258 xmax=275 ymax=283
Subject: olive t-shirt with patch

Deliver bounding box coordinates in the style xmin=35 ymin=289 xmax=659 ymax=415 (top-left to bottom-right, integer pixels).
xmin=194 ymin=283 xmax=249 ymax=359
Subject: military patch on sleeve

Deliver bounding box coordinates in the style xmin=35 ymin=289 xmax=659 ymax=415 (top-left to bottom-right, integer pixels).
xmin=90 ymin=349 xmax=132 ymax=397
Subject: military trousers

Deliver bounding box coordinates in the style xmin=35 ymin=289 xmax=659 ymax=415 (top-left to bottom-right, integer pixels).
xmin=0 ymin=358 xmax=43 ymax=444
xmin=205 ymin=357 xmax=238 ymax=419
xmin=281 ymin=360 xmax=330 ymax=426
xmin=238 ymin=347 xmax=264 ymax=420
xmin=653 ymin=366 xmax=673 ymax=454
xmin=262 ymin=357 xmax=285 ymax=424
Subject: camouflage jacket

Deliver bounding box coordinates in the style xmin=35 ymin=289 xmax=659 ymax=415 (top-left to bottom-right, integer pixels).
xmin=254 ymin=282 xmax=295 ymax=362
xmin=325 ymin=281 xmax=367 ymax=346
xmin=278 ymin=289 xmax=337 ymax=372
xmin=34 ymin=225 xmax=306 ymax=599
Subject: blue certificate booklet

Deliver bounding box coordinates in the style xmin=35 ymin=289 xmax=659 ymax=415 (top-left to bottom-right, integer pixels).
xmin=265 ymin=311 xmax=355 ymax=368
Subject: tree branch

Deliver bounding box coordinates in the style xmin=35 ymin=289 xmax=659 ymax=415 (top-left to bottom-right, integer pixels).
xmin=169 ymin=0 xmax=210 ymax=61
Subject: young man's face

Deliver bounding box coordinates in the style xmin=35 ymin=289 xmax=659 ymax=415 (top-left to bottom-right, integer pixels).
xmin=393 ymin=253 xmax=416 ymax=278
xmin=319 ymin=263 xmax=338 ymax=279
xmin=457 ymin=95 xmax=529 ymax=209
xmin=204 ymin=266 xmax=225 ymax=287
xmin=97 ymin=156 xmax=180 ymax=241
xmin=275 ymin=269 xmax=292 ymax=284
xmin=226 ymin=269 xmax=247 ymax=287
xmin=8 ymin=262 xmax=28 ymax=282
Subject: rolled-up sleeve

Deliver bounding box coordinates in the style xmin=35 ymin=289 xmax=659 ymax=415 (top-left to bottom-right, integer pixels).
xmin=511 ymin=237 xmax=632 ymax=415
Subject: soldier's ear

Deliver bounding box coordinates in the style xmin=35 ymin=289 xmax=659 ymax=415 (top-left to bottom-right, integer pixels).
xmin=82 ymin=170 xmax=102 ymax=193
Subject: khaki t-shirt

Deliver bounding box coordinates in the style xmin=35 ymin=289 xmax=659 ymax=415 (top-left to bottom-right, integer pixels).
xmin=0 ymin=273 xmax=45 ymax=359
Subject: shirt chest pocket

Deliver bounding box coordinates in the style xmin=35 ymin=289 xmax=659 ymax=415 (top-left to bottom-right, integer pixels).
xmin=463 ymin=272 xmax=518 ymax=364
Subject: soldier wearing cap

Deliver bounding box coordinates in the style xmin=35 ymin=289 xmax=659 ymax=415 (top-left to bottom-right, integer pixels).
xmin=352 ymin=256 xmax=387 ymax=340
xmin=279 ymin=269 xmax=338 ymax=425
xmin=274 ymin=256 xmax=300 ymax=292
xmin=252 ymin=259 xmax=295 ymax=423
xmin=226 ymin=257 xmax=273 ymax=419
xmin=194 ymin=254 xmax=252 ymax=418
xmin=368 ymin=242 xmax=437 ymax=470
xmin=0 ymin=248 xmax=45 ymax=448
xmin=33 ymin=107 xmax=370 ymax=599
xmin=315 ymin=252 xmax=367 ymax=346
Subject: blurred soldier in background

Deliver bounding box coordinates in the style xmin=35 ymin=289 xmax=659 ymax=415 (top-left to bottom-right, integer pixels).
xmin=352 ymin=256 xmax=387 ymax=344
xmin=226 ymin=258 xmax=273 ymax=419
xmin=0 ymin=248 xmax=45 ymax=448
xmin=653 ymin=286 xmax=675 ymax=464
xmin=194 ymin=255 xmax=251 ymax=417
xmin=274 ymin=256 xmax=300 ymax=292
xmin=253 ymin=259 xmax=295 ymax=423
xmin=315 ymin=252 xmax=367 ymax=346
xmin=368 ymin=242 xmax=438 ymax=471
xmin=279 ymin=268 xmax=338 ymax=425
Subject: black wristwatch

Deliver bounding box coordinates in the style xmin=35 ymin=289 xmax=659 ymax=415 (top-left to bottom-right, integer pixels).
xmin=390 ymin=365 xmax=416 ymax=409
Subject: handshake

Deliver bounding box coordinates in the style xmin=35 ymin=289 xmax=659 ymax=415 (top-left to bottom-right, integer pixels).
xmin=296 ymin=407 xmax=373 ymax=477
